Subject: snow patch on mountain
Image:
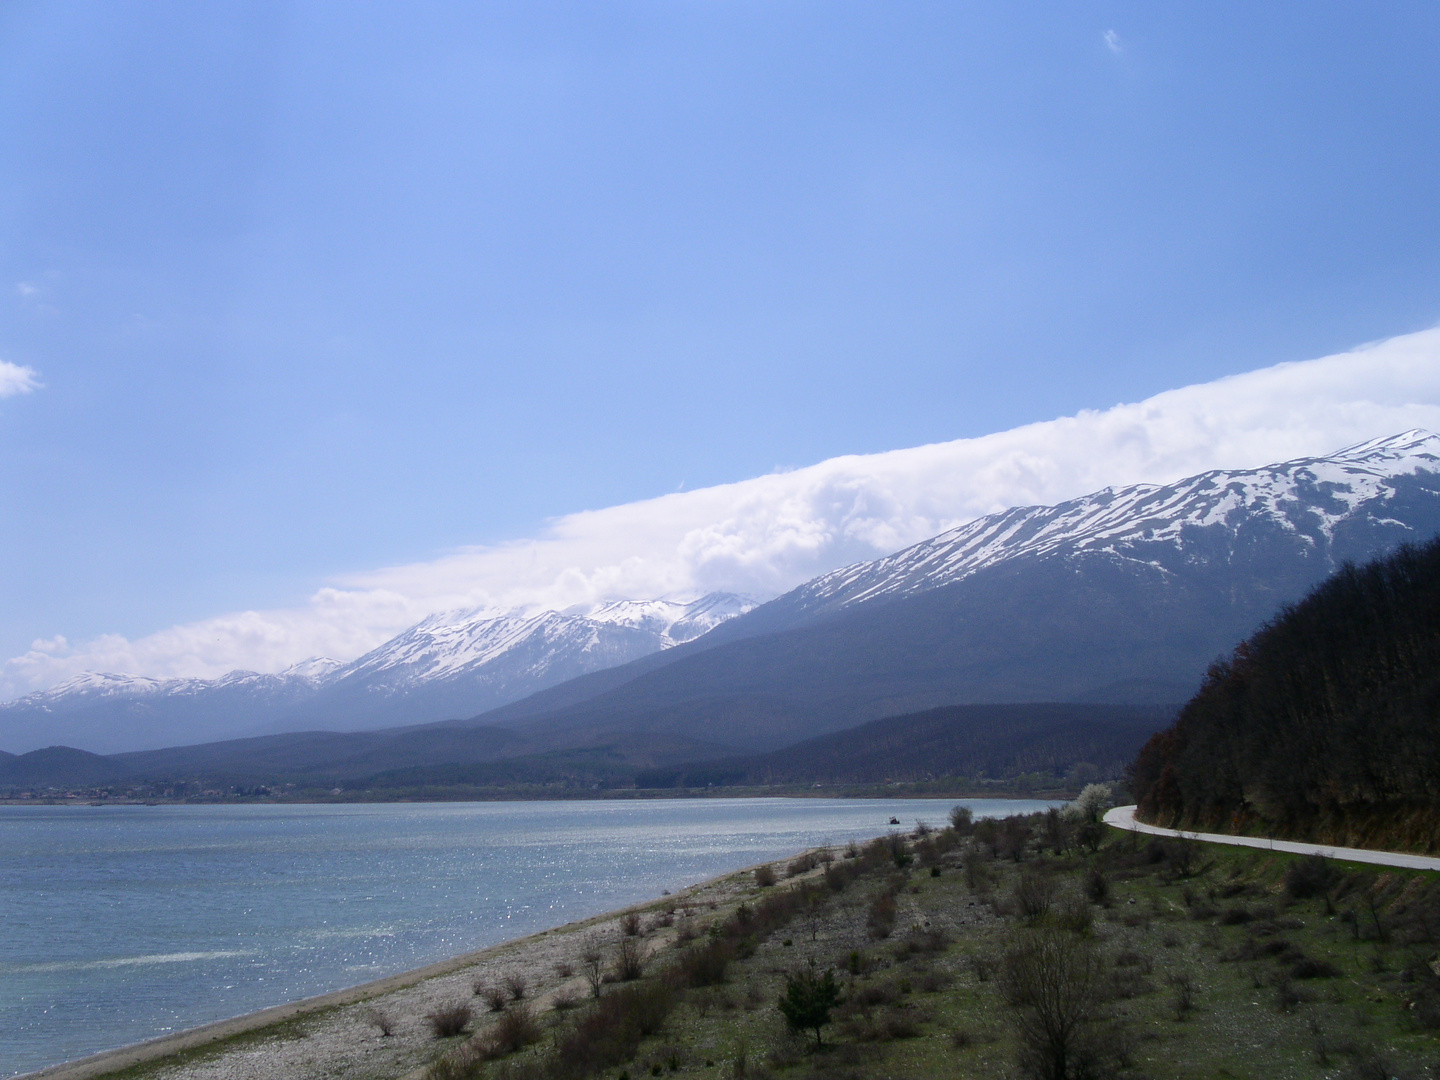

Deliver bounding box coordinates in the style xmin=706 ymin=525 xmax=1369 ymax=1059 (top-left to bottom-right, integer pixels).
xmin=792 ymin=430 xmax=1440 ymax=613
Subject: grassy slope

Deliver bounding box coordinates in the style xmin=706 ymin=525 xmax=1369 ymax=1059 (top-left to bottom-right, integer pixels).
xmin=423 ymin=818 xmax=1440 ymax=1080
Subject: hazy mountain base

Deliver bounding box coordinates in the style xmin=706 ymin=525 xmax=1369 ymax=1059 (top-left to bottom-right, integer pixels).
xmin=0 ymin=704 xmax=1169 ymax=800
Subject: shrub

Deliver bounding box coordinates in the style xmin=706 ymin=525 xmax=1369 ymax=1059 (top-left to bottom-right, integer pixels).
xmin=1012 ymin=868 xmax=1058 ymax=920
xmin=1083 ymin=867 xmax=1110 ymax=906
xmin=996 ymin=815 xmax=1034 ymax=862
xmin=787 ymin=853 xmax=817 ymax=878
xmin=621 ymin=911 xmax=643 ymax=937
xmin=427 ymin=1001 xmax=473 ymax=1038
xmin=504 ymin=972 xmax=528 ymax=1001
xmin=1290 ymin=956 xmax=1342 ymax=979
xmin=553 ymin=981 xmax=673 ymax=1075
xmin=478 ymin=984 xmax=509 ymax=1012
xmin=1170 ymin=973 xmax=1195 ymax=1019
xmin=999 ymin=926 xmax=1110 ymax=1080
xmin=493 ymin=1003 xmax=542 ymax=1054
xmin=867 ymin=890 xmax=898 ymax=939
xmin=1284 ymin=856 xmax=1337 ymax=900
xmin=672 ymin=938 xmax=732 ymax=988
xmin=893 ymin=927 xmax=949 ymax=959
xmin=615 ymin=936 xmax=647 ymax=981
xmin=582 ymin=948 xmax=606 ymax=998
xmin=887 ymin=833 xmax=914 ymax=868
xmin=366 ymin=1007 xmax=396 ymax=1037
xmin=1053 ymin=895 xmax=1094 ymax=935
xmin=949 ymin=805 xmax=974 ymax=834
xmin=754 ymin=865 xmax=776 ymax=888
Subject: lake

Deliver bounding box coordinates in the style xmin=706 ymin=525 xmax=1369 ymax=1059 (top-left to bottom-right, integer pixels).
xmin=0 ymin=797 xmax=1055 ymax=1076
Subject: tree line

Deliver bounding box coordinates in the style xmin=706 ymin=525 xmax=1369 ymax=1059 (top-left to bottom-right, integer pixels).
xmin=1131 ymin=534 xmax=1440 ymax=851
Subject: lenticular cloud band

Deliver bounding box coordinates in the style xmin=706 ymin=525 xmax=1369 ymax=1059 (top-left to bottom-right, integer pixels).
xmin=6 ymin=326 xmax=1440 ymax=695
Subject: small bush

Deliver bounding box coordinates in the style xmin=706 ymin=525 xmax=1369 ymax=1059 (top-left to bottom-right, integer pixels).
xmin=1114 ymin=949 xmax=1153 ymax=974
xmin=1290 ymin=956 xmax=1342 ymax=979
xmin=824 ymin=863 xmax=853 ymax=892
xmin=1084 ymin=867 xmax=1110 ymax=906
xmin=1051 ymin=894 xmax=1093 ymax=935
xmin=552 ymin=981 xmax=674 ymax=1075
xmin=787 ymin=853 xmax=817 ymax=878
xmin=1284 ymin=856 xmax=1337 ymax=900
xmin=894 ymin=927 xmax=949 ymax=959
xmin=867 ymin=891 xmax=898 ymax=939
xmin=582 ymin=948 xmax=606 ymax=998
xmin=1170 ymin=973 xmax=1195 ymax=1019
xmin=969 ymin=952 xmax=994 ymax=982
xmin=493 ymin=1003 xmax=542 ymax=1053
xmin=504 ymin=972 xmax=528 ymax=1001
xmin=754 ymin=865 xmax=776 ymax=888
xmin=366 ymin=1007 xmax=396 ymax=1037
xmin=919 ymin=967 xmax=954 ymax=992
xmin=673 ymin=938 xmax=732 ymax=988
xmin=477 ymin=984 xmax=508 ymax=1012
xmin=427 ymin=1001 xmax=473 ymax=1038
xmin=1012 ymin=868 xmax=1058 ymax=920
xmin=1273 ymin=975 xmax=1313 ymax=1012
xmin=615 ymin=936 xmax=647 ymax=981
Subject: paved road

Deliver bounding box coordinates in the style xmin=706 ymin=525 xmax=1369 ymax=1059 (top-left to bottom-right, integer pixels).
xmin=1103 ymin=805 xmax=1440 ymax=872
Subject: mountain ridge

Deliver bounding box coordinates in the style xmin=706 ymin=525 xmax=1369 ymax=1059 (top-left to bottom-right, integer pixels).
xmin=0 ymin=593 xmax=756 ymax=754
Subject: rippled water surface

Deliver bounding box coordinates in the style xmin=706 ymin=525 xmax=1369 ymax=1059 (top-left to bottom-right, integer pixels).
xmin=0 ymin=797 xmax=1053 ymax=1075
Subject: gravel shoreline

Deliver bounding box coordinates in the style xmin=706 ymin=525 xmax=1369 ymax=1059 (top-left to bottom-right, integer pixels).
xmin=18 ymin=857 xmax=773 ymax=1080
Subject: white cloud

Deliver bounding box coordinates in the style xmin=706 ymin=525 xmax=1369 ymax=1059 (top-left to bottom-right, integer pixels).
xmin=1103 ymin=29 xmax=1123 ymax=54
xmin=0 ymin=359 xmax=40 ymax=398
xmin=6 ymin=326 xmax=1440 ymax=697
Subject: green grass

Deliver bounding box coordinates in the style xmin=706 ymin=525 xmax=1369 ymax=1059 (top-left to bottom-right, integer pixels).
xmin=430 ymin=822 xmax=1440 ymax=1080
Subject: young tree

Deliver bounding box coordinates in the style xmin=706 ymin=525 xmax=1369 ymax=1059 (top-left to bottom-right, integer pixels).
xmin=778 ymin=967 xmax=842 ymax=1049
xmin=999 ymin=926 xmax=1108 ymax=1080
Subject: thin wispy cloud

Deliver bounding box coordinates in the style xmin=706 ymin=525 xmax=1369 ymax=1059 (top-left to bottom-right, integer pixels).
xmin=1103 ymin=29 xmax=1123 ymax=54
xmin=0 ymin=359 xmax=41 ymax=398
xmin=5 ymin=327 xmax=1440 ymax=697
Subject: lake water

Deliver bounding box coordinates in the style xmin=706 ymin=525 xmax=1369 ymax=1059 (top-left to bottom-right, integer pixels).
xmin=0 ymin=797 xmax=1054 ymax=1076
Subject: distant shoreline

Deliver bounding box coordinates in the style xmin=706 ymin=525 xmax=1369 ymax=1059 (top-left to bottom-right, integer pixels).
xmin=0 ymin=783 xmax=1082 ymax=807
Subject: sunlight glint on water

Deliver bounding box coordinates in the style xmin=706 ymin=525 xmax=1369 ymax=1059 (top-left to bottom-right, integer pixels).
xmin=0 ymin=798 xmax=1053 ymax=1076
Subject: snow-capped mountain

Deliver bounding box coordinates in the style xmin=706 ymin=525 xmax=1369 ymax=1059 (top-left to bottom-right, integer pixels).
xmin=270 ymin=593 xmax=757 ymax=734
xmin=0 ymin=595 xmax=755 ymax=754
xmin=772 ymin=429 xmax=1440 ymax=621
xmin=333 ymin=594 xmax=752 ymax=693
xmin=485 ymin=430 xmax=1440 ymax=753
xmin=20 ymin=658 xmax=346 ymax=709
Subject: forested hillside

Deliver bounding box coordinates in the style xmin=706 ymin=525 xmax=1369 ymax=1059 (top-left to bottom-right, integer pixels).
xmin=634 ymin=703 xmax=1169 ymax=789
xmin=1131 ymin=535 xmax=1440 ymax=852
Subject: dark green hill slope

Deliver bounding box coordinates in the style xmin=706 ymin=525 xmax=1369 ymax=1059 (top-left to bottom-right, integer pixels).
xmin=632 ymin=702 xmax=1172 ymax=788
xmin=0 ymin=746 xmax=130 ymax=788
xmin=1131 ymin=535 xmax=1440 ymax=852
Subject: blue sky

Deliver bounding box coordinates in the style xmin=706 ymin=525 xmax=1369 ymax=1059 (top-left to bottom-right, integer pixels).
xmin=2 ymin=3 xmax=1440 ymax=689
